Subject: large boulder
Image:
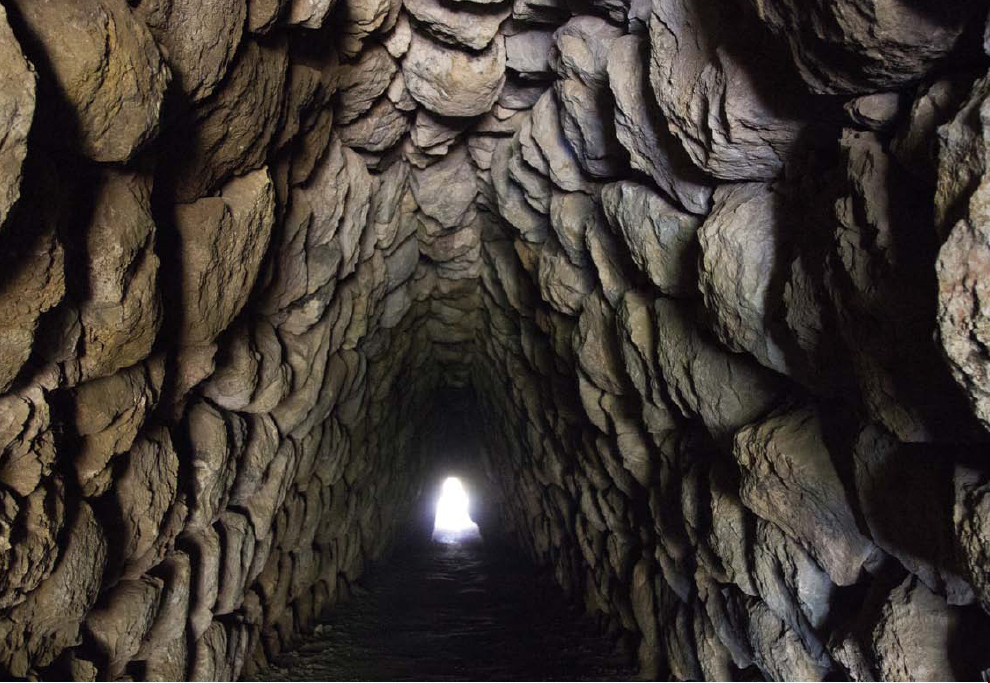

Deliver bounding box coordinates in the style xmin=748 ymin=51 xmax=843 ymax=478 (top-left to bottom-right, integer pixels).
xmin=936 ymin=75 xmax=990 ymax=434
xmin=403 ymin=30 xmax=506 ymax=117
xmin=606 ymin=34 xmax=711 ymax=215
xmin=601 ymin=180 xmax=701 ymax=297
xmin=697 ymin=183 xmax=789 ymax=375
xmin=169 ymin=38 xmax=287 ymax=201
xmin=134 ymin=0 xmax=244 ymax=102
xmin=76 ymin=170 xmax=161 ymax=383
xmin=174 ymin=169 xmax=276 ymax=350
xmin=648 ymin=0 xmax=807 ymax=180
xmin=410 ymin=145 xmax=479 ymax=229
xmin=549 ymin=16 xmax=625 ymax=178
xmin=404 ymin=0 xmax=510 ymax=50
xmin=748 ymin=0 xmax=983 ymax=95
xmin=734 ymin=404 xmax=877 ymax=586
xmin=0 ymin=5 xmax=35 ymax=234
xmin=9 ymin=0 xmax=169 ymax=163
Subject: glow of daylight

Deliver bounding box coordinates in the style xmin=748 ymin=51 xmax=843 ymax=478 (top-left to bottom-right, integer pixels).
xmin=433 ymin=477 xmax=479 ymax=538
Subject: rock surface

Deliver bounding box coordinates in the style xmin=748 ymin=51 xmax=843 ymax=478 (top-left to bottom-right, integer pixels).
xmin=0 ymin=5 xmax=34 ymax=234
xmin=403 ymin=30 xmax=506 ymax=117
xmin=0 ymin=0 xmax=987 ymax=679
xmin=9 ymin=0 xmax=169 ymax=163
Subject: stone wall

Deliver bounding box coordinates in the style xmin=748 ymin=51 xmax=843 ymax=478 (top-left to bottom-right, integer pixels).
xmin=1 ymin=0 xmax=990 ymax=679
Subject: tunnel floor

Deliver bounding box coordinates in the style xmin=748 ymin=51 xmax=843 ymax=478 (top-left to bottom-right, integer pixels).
xmin=254 ymin=538 xmax=635 ymax=681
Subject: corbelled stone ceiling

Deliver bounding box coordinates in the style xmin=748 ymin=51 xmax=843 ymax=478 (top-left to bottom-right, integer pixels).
xmin=1 ymin=0 xmax=990 ymax=679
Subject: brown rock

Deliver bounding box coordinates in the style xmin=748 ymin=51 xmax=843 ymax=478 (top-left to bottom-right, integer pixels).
xmin=170 ymin=39 xmax=287 ymax=201
xmin=9 ymin=0 xmax=168 ymax=163
xmin=0 ymin=5 xmax=35 ymax=234
xmin=77 ymin=170 xmax=161 ymax=383
xmin=134 ymin=0 xmax=245 ymax=102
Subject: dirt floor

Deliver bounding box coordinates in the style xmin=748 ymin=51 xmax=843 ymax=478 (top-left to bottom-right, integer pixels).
xmin=253 ymin=536 xmax=636 ymax=681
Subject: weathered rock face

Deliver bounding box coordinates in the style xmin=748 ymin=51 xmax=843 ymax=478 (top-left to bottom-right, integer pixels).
xmin=1 ymin=0 xmax=990 ymax=679
xmin=0 ymin=5 xmax=34 ymax=236
xmin=8 ymin=0 xmax=169 ymax=163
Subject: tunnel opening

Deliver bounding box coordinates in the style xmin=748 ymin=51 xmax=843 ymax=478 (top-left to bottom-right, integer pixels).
xmin=431 ymin=476 xmax=481 ymax=543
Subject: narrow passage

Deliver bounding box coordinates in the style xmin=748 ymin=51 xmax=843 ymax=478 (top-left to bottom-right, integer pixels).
xmin=256 ymin=538 xmax=635 ymax=681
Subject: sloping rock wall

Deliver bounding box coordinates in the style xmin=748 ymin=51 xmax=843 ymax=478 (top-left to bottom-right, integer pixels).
xmin=1 ymin=0 xmax=990 ymax=679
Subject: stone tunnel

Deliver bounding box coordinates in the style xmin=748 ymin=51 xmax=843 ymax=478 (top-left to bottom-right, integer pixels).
xmin=1 ymin=0 xmax=990 ymax=679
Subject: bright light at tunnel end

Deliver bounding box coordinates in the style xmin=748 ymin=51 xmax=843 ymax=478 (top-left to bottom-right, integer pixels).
xmin=432 ymin=477 xmax=480 ymax=543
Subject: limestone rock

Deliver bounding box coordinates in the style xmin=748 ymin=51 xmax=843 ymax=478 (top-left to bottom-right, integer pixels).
xmin=288 ymin=0 xmax=336 ymax=27
xmin=174 ymin=168 xmax=276 ymax=349
xmin=170 ymin=38 xmax=287 ymax=201
xmin=411 ymin=109 xmax=469 ymax=151
xmin=491 ymin=135 xmax=550 ymax=242
xmin=403 ymin=30 xmax=506 ymax=117
xmin=228 ymin=415 xmax=290 ymax=538
xmin=895 ymin=76 xmax=974 ymax=185
xmin=654 ymin=298 xmax=782 ymax=439
xmin=9 ymin=0 xmax=168 ymax=163
xmin=74 ymin=360 xmax=163 ymax=498
xmin=648 ymin=0 xmax=807 ymax=180
xmin=935 ymin=74 xmax=990 ymax=237
xmin=186 ymin=527 xmax=221 ymax=640
xmin=855 ymin=424 xmax=972 ymax=604
xmin=249 ymin=0 xmax=288 ymax=33
xmin=186 ymin=402 xmax=242 ymax=531
xmin=529 ymin=89 xmax=593 ymax=193
xmin=954 ymin=466 xmax=990 ymax=613
xmin=537 ymin=239 xmax=595 ymax=316
xmin=134 ymin=0 xmax=244 ymax=102
xmin=115 ymin=427 xmax=180 ymax=571
xmin=77 ymin=170 xmax=161 ymax=383
xmin=410 ymin=145 xmax=478 ymax=229
xmin=574 ymin=292 xmax=626 ymax=396
xmin=0 ymin=384 xmax=56 ymax=499
xmin=263 ymin=137 xmax=371 ymax=330
xmin=744 ymin=599 xmax=830 ymax=680
xmin=0 ymin=5 xmax=35 ymax=234
xmin=734 ymin=405 xmax=877 ymax=586
xmin=0 ymin=183 xmax=65 ymax=393
xmin=337 ymin=0 xmax=393 ymax=56
xmin=845 ymin=92 xmax=903 ymax=131
xmin=550 ymin=17 xmax=624 ymax=178
xmin=605 ymin=34 xmax=711 ymax=215
xmin=405 ymin=0 xmax=510 ymax=50
xmin=384 ymin=13 xmax=413 ymax=58
xmin=85 ymin=576 xmax=163 ymax=677
xmin=336 ymin=45 xmax=398 ymax=124
xmin=0 ymin=501 xmax=105 ymax=677
xmin=601 ymin=180 xmax=701 ymax=297
xmin=215 ymin=511 xmax=256 ymax=614
xmin=871 ymin=575 xmax=959 ymax=681
xmin=511 ymin=0 xmax=566 ymax=24
xmin=833 ymin=128 xmax=960 ymax=441
xmin=505 ymin=28 xmax=554 ymax=79
xmin=749 ymin=0 xmax=983 ymax=95
xmin=202 ymin=320 xmax=291 ymax=414
xmin=697 ymin=183 xmax=789 ymax=375
xmin=936 ymin=82 xmax=990 ymax=432
xmin=138 ymin=552 xmax=192 ymax=660
xmin=0 ymin=477 xmax=64 ymax=612
xmin=337 ymin=96 xmax=409 ymax=152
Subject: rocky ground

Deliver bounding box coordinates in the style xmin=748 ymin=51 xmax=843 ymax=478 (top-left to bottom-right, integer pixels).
xmin=254 ymin=537 xmax=634 ymax=681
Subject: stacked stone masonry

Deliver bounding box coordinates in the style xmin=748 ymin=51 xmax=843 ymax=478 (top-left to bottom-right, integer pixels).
xmin=0 ymin=0 xmax=990 ymax=679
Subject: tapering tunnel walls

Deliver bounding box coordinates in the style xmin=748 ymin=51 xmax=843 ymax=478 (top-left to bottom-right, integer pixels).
xmin=2 ymin=0 xmax=990 ymax=679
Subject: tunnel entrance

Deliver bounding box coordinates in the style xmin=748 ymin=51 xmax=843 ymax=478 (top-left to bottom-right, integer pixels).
xmin=431 ymin=476 xmax=480 ymax=543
